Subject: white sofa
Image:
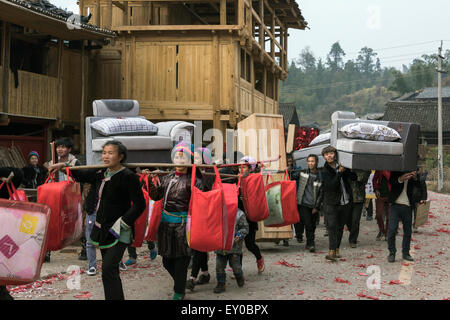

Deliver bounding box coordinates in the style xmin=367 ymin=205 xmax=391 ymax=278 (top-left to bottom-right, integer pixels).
xmin=85 ymin=100 xmax=195 ymax=165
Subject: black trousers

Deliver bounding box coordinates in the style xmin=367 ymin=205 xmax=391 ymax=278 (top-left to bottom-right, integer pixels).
xmin=191 ymin=250 xmax=208 ymax=278
xmin=244 ymin=220 xmax=262 ymax=261
xmin=298 ymin=205 xmax=318 ymax=246
xmin=0 ymin=285 xmax=13 ymax=300
xmin=100 ymin=241 xmax=128 ymax=300
xmin=348 ymin=203 xmax=364 ymax=244
xmin=162 ymin=256 xmax=191 ymax=294
xmin=324 ymin=203 xmax=352 ymax=251
xmin=293 ymin=205 xmax=305 ymax=239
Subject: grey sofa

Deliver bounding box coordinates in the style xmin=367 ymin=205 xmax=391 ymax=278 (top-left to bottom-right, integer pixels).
xmin=330 ymin=111 xmax=420 ymax=171
xmin=85 ymin=100 xmax=195 ymax=165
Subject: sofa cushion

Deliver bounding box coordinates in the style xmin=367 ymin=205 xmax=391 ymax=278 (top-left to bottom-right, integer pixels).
xmin=91 ymin=118 xmax=158 ymax=136
xmin=339 ymin=122 xmax=401 ymax=141
xmin=93 ymin=100 xmax=139 ymax=117
xmin=336 ymin=138 xmax=403 ymax=155
xmin=309 ymin=132 xmax=331 ymax=146
xmin=91 ymin=136 xmax=173 ymax=151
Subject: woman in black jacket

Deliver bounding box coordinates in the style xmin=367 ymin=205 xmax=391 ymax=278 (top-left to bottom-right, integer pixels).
xmin=21 ymin=151 xmax=48 ymax=189
xmin=147 ymin=143 xmax=205 ymax=300
xmin=49 ymin=141 xmax=146 ymax=300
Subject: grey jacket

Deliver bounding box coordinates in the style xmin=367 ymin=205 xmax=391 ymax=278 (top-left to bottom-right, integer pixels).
xmin=291 ymin=168 xmax=323 ymax=209
xmin=348 ymin=170 xmax=371 ymax=203
xmin=216 ymin=209 xmax=249 ymax=255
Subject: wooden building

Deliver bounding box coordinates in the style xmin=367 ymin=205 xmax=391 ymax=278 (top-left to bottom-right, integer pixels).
xmin=79 ymin=0 xmax=307 ymax=135
xmin=0 ymin=0 xmax=114 ymax=162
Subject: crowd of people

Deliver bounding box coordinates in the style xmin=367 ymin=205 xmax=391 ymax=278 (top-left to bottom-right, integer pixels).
xmin=0 ymin=138 xmax=428 ymax=300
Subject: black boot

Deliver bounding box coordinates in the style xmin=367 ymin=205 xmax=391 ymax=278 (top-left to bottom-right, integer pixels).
xmin=213 ymin=282 xmax=226 ymax=293
xmin=197 ymin=273 xmax=210 ymax=285
xmin=44 ymin=251 xmax=51 ymax=263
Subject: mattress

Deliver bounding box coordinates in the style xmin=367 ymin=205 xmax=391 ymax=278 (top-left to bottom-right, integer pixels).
xmin=92 ymin=135 xmax=173 ymax=151
xmin=336 ymin=138 xmax=403 ymax=155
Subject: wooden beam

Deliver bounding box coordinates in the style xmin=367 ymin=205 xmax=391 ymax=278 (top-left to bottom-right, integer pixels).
xmin=258 ymin=0 xmax=264 ymax=50
xmin=112 ymin=1 xmax=126 ymax=11
xmin=57 ymin=38 xmax=64 ymax=124
xmin=263 ymin=66 xmax=267 ymax=113
xmin=123 ymin=1 xmax=129 ymax=26
xmin=96 ymin=0 xmax=101 ymax=27
xmin=220 ymin=0 xmax=226 ymax=25
xmin=2 ymin=21 xmax=10 ymax=115
xmin=237 ymin=0 xmax=244 ymax=27
xmin=80 ymin=40 xmax=86 ymax=154
xmin=112 ymin=25 xmax=241 ymax=31
xmin=106 ymin=0 xmax=113 ymax=28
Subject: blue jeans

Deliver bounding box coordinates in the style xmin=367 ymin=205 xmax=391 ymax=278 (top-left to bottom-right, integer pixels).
xmin=85 ymin=212 xmax=97 ymax=269
xmin=387 ymin=204 xmax=412 ymax=255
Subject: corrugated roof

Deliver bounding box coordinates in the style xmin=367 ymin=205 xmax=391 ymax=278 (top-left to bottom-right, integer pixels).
xmin=383 ymin=101 xmax=450 ymax=132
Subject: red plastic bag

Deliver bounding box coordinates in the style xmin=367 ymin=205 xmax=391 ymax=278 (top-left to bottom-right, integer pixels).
xmin=0 ymin=181 xmax=28 ymax=202
xmin=144 ymin=176 xmax=163 ymax=242
xmin=0 ymin=199 xmax=51 ymax=286
xmin=131 ymin=174 xmax=150 ymax=248
xmin=187 ymin=165 xmax=225 ymax=252
xmin=240 ymin=172 xmax=269 ymax=222
xmin=264 ymin=171 xmax=299 ymax=227
xmin=36 ymin=168 xmax=83 ymax=251
xmin=222 ymin=177 xmax=240 ymax=251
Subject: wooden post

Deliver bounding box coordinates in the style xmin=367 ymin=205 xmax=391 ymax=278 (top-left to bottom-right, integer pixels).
xmin=237 ymin=0 xmax=244 ymax=27
xmin=259 ymin=0 xmax=264 ymax=50
xmin=57 ymin=38 xmax=64 ymax=125
xmin=271 ymin=13 xmax=275 ymax=59
xmin=213 ymin=34 xmax=221 ymax=130
xmin=284 ymin=29 xmax=288 ymax=72
xmin=263 ymin=66 xmax=267 ymax=113
xmin=220 ymin=0 xmax=227 ymax=25
xmin=79 ymin=0 xmax=85 ymax=15
xmin=106 ymin=0 xmax=113 ymax=29
xmin=123 ymin=1 xmax=129 ymax=26
xmin=250 ymin=53 xmax=254 ymax=113
xmin=80 ymin=40 xmax=86 ymax=155
xmin=1 ymin=21 xmax=11 ymax=118
xmin=96 ymin=0 xmax=101 ymax=27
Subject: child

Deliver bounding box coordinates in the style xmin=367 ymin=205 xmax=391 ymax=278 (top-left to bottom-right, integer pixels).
xmin=214 ymin=208 xmax=249 ymax=293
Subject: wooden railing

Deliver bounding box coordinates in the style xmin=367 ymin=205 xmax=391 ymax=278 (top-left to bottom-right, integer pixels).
xmin=0 ymin=67 xmax=60 ymax=119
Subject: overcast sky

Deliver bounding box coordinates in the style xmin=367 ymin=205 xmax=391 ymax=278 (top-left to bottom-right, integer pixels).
xmin=53 ymin=0 xmax=450 ymax=70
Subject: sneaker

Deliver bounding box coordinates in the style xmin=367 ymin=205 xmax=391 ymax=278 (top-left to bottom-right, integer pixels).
xmin=296 ymin=237 xmax=304 ymax=243
xmin=124 ymin=258 xmax=136 ymax=266
xmin=119 ymin=261 xmax=127 ymax=271
xmin=186 ymin=278 xmax=196 ymax=291
xmin=236 ymin=276 xmax=245 ymax=287
xmin=173 ymin=293 xmax=185 ymax=300
xmin=256 ymin=256 xmax=265 ymax=273
xmin=283 ymin=240 xmax=289 ymax=247
xmin=388 ymin=253 xmax=395 ymax=263
xmin=366 ymin=216 xmax=373 ymax=221
xmin=213 ymin=283 xmax=226 ymax=293
xmin=335 ymin=248 xmax=342 ymax=258
xmin=87 ymin=267 xmax=97 ymax=276
xmin=197 ymin=273 xmax=210 ymax=285
xmin=350 ymin=243 xmax=357 ymax=248
xmin=376 ymin=232 xmax=383 ymax=241
xmin=308 ymin=244 xmax=316 ymax=253
xmin=150 ymin=249 xmax=157 ymax=260
xmin=326 ymin=250 xmax=337 ymax=262
xmin=413 ymin=227 xmax=418 ymax=233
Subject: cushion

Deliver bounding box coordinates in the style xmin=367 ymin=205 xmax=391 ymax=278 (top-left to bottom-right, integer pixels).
xmin=92 ymin=100 xmax=139 ymax=117
xmin=336 ymin=138 xmax=403 ymax=155
xmin=91 ymin=118 xmax=158 ymax=136
xmin=91 ymin=136 xmax=173 ymax=151
xmin=309 ymin=132 xmax=330 ymax=146
xmin=339 ymin=122 xmax=401 ymax=141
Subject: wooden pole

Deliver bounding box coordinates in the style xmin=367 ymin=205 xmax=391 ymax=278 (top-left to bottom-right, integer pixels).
xmin=220 ymin=0 xmax=227 ymax=25
xmin=2 ymin=21 xmax=10 ymax=116
xmin=80 ymin=40 xmax=86 ymax=155
xmin=437 ymin=42 xmax=444 ymax=191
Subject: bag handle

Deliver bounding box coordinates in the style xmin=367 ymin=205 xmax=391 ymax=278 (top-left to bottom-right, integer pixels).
xmin=44 ymin=172 xmax=54 ymax=184
xmin=283 ymin=169 xmax=290 ymax=181
xmin=265 ymin=173 xmax=274 ymax=185
xmin=5 ymin=182 xmax=15 ymax=199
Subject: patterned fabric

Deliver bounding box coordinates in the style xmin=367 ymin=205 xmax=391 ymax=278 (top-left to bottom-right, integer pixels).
xmin=339 ymin=122 xmax=401 ymax=141
xmin=90 ymin=118 xmax=158 ymax=136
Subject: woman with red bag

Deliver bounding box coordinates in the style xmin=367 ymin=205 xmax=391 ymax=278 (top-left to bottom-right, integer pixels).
xmin=239 ymin=156 xmax=265 ymax=274
xmin=148 ymin=143 xmax=206 ymax=300
xmin=186 ymin=146 xmax=214 ymax=292
xmin=0 ymin=167 xmax=24 ymax=300
xmin=49 ymin=141 xmax=146 ymax=300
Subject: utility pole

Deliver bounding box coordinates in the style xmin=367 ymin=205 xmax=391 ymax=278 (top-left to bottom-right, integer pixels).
xmin=437 ymin=41 xmax=444 ymax=192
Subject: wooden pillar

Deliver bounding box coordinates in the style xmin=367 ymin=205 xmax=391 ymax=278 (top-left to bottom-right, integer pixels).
xmin=80 ymin=40 xmax=86 ymax=154
xmin=1 ymin=21 xmax=11 ymax=118
xmin=284 ymin=29 xmax=288 ymax=72
xmin=213 ymin=34 xmax=221 ymax=130
xmin=79 ymin=0 xmax=85 ymax=15
xmin=123 ymin=1 xmax=129 ymax=26
xmin=250 ymin=54 xmax=254 ymax=113
xmin=237 ymin=0 xmax=244 ymax=27
xmin=57 ymin=38 xmax=64 ymax=125
xmin=271 ymin=13 xmax=275 ymax=59
xmin=263 ymin=66 xmax=267 ymax=113
xmin=105 ymin=0 xmax=113 ymax=29
xmin=96 ymin=0 xmax=101 ymax=27
xmin=220 ymin=0 xmax=227 ymax=25
xmin=259 ymin=0 xmax=264 ymax=50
